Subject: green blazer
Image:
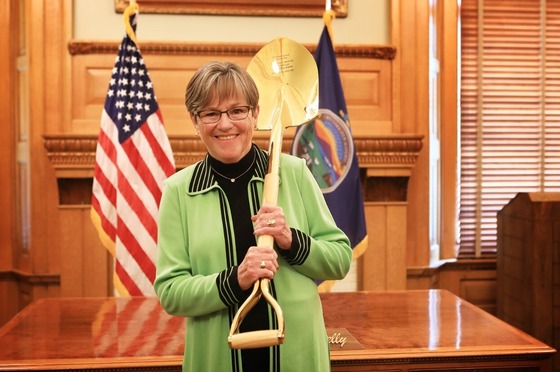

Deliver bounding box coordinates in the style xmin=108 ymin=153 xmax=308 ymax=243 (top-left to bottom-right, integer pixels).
xmin=155 ymin=146 xmax=352 ymax=372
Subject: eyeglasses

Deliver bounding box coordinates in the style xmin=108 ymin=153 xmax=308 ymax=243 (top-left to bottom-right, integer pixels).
xmin=196 ymin=106 xmax=252 ymax=125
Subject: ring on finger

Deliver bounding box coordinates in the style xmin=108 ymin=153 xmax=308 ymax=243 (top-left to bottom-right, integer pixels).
xmin=266 ymin=219 xmax=276 ymax=227
xmin=260 ymin=260 xmax=266 ymax=269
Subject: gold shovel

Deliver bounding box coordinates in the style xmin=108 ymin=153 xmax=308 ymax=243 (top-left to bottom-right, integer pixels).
xmin=227 ymin=37 xmax=319 ymax=349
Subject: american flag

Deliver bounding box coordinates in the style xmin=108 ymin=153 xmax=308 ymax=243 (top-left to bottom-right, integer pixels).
xmin=91 ymin=7 xmax=175 ymax=297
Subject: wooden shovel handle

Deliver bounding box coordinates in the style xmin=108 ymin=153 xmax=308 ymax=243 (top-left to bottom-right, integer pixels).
xmin=228 ymin=276 xmax=285 ymax=349
xmin=228 ymin=329 xmax=284 ymax=349
xmin=228 ymin=98 xmax=286 ymax=349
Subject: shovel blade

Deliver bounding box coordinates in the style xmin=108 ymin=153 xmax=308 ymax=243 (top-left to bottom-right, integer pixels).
xmin=247 ymin=37 xmax=319 ymax=132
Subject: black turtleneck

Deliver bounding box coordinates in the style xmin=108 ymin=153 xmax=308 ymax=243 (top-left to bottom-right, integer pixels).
xmin=208 ymin=145 xmax=270 ymax=371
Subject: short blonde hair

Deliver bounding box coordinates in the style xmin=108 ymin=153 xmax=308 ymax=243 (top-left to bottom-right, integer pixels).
xmin=185 ymin=61 xmax=259 ymax=115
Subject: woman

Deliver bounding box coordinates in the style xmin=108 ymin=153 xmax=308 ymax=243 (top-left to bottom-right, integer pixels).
xmin=154 ymin=61 xmax=352 ymax=372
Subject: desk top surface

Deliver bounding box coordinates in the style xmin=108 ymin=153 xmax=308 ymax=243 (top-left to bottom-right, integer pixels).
xmin=0 ymin=290 xmax=555 ymax=369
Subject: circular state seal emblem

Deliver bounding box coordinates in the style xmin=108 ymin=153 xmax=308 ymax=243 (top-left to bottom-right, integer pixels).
xmin=291 ymin=108 xmax=353 ymax=193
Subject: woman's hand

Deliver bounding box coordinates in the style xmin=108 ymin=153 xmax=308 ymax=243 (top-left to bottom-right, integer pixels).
xmin=237 ymin=246 xmax=279 ymax=290
xmin=251 ymin=203 xmax=293 ymax=250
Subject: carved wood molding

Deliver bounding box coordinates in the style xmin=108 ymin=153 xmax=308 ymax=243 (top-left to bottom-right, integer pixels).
xmin=67 ymin=40 xmax=397 ymax=60
xmin=114 ymin=0 xmax=349 ymax=18
xmin=43 ymin=134 xmax=422 ymax=176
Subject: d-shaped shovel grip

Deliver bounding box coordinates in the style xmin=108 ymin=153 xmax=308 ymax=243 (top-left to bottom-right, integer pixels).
xmin=228 ymin=235 xmax=285 ymax=349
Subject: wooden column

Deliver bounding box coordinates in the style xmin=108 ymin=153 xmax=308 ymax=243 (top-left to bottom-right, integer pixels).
xmin=358 ymin=135 xmax=423 ymax=290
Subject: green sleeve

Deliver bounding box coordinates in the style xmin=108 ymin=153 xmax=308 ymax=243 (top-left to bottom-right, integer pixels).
xmin=154 ymin=178 xmax=228 ymax=317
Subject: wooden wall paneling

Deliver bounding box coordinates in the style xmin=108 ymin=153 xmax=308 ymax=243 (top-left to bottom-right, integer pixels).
xmin=336 ymin=57 xmax=393 ymax=135
xmin=386 ymin=203 xmax=407 ymax=289
xmin=26 ymin=0 xmax=69 ymax=279
xmin=362 ymin=202 xmax=407 ymax=291
xmin=81 ymin=207 xmax=112 ymax=297
xmin=0 ymin=0 xmax=17 ymax=274
xmin=71 ymin=53 xmax=253 ymax=135
xmin=68 ymin=43 xmax=394 ymax=138
xmin=406 ymin=266 xmax=439 ymax=290
xmin=437 ymin=260 xmax=497 ymax=315
xmin=59 ymin=205 xmax=111 ymax=297
xmin=397 ymin=0 xmax=431 ymax=268
xmin=0 ymin=0 xmax=72 ymax=315
xmin=71 ymin=54 xmax=112 ymax=132
xmin=59 ymin=207 xmax=83 ymax=296
xmin=405 ymin=258 xmax=498 ymax=316
xmin=17 ymin=274 xmax=60 ymax=308
xmin=0 ymin=273 xmax=19 ymax=327
xmin=361 ymin=154 xmax=418 ymax=291
xmin=362 ymin=203 xmax=388 ymax=290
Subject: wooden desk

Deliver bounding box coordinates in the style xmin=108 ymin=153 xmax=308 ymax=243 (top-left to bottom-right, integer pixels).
xmin=0 ymin=290 xmax=555 ymax=371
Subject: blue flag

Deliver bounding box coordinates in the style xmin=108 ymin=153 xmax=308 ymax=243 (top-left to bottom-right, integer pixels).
xmin=291 ymin=26 xmax=368 ymax=290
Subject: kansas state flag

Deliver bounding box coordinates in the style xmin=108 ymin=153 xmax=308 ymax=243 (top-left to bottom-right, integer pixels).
xmin=291 ymin=26 xmax=368 ymax=290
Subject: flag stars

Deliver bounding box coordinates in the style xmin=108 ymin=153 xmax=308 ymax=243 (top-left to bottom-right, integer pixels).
xmin=104 ymin=41 xmax=162 ymax=135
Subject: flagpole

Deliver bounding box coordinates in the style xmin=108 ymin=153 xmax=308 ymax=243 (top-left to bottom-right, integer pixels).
xmin=323 ymin=1 xmax=336 ymax=47
xmin=123 ymin=0 xmax=139 ymax=47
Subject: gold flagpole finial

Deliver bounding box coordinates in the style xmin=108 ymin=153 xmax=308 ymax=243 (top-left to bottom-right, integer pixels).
xmin=323 ymin=9 xmax=336 ymax=46
xmin=323 ymin=9 xmax=336 ymax=48
xmin=123 ymin=1 xmax=140 ymax=47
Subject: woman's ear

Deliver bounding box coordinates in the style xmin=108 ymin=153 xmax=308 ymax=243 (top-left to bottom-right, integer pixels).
xmin=252 ymin=105 xmax=260 ymax=129
xmin=190 ymin=113 xmax=199 ymax=136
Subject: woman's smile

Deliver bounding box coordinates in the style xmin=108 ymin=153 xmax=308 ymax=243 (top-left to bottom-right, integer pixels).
xmin=216 ymin=134 xmax=238 ymax=141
